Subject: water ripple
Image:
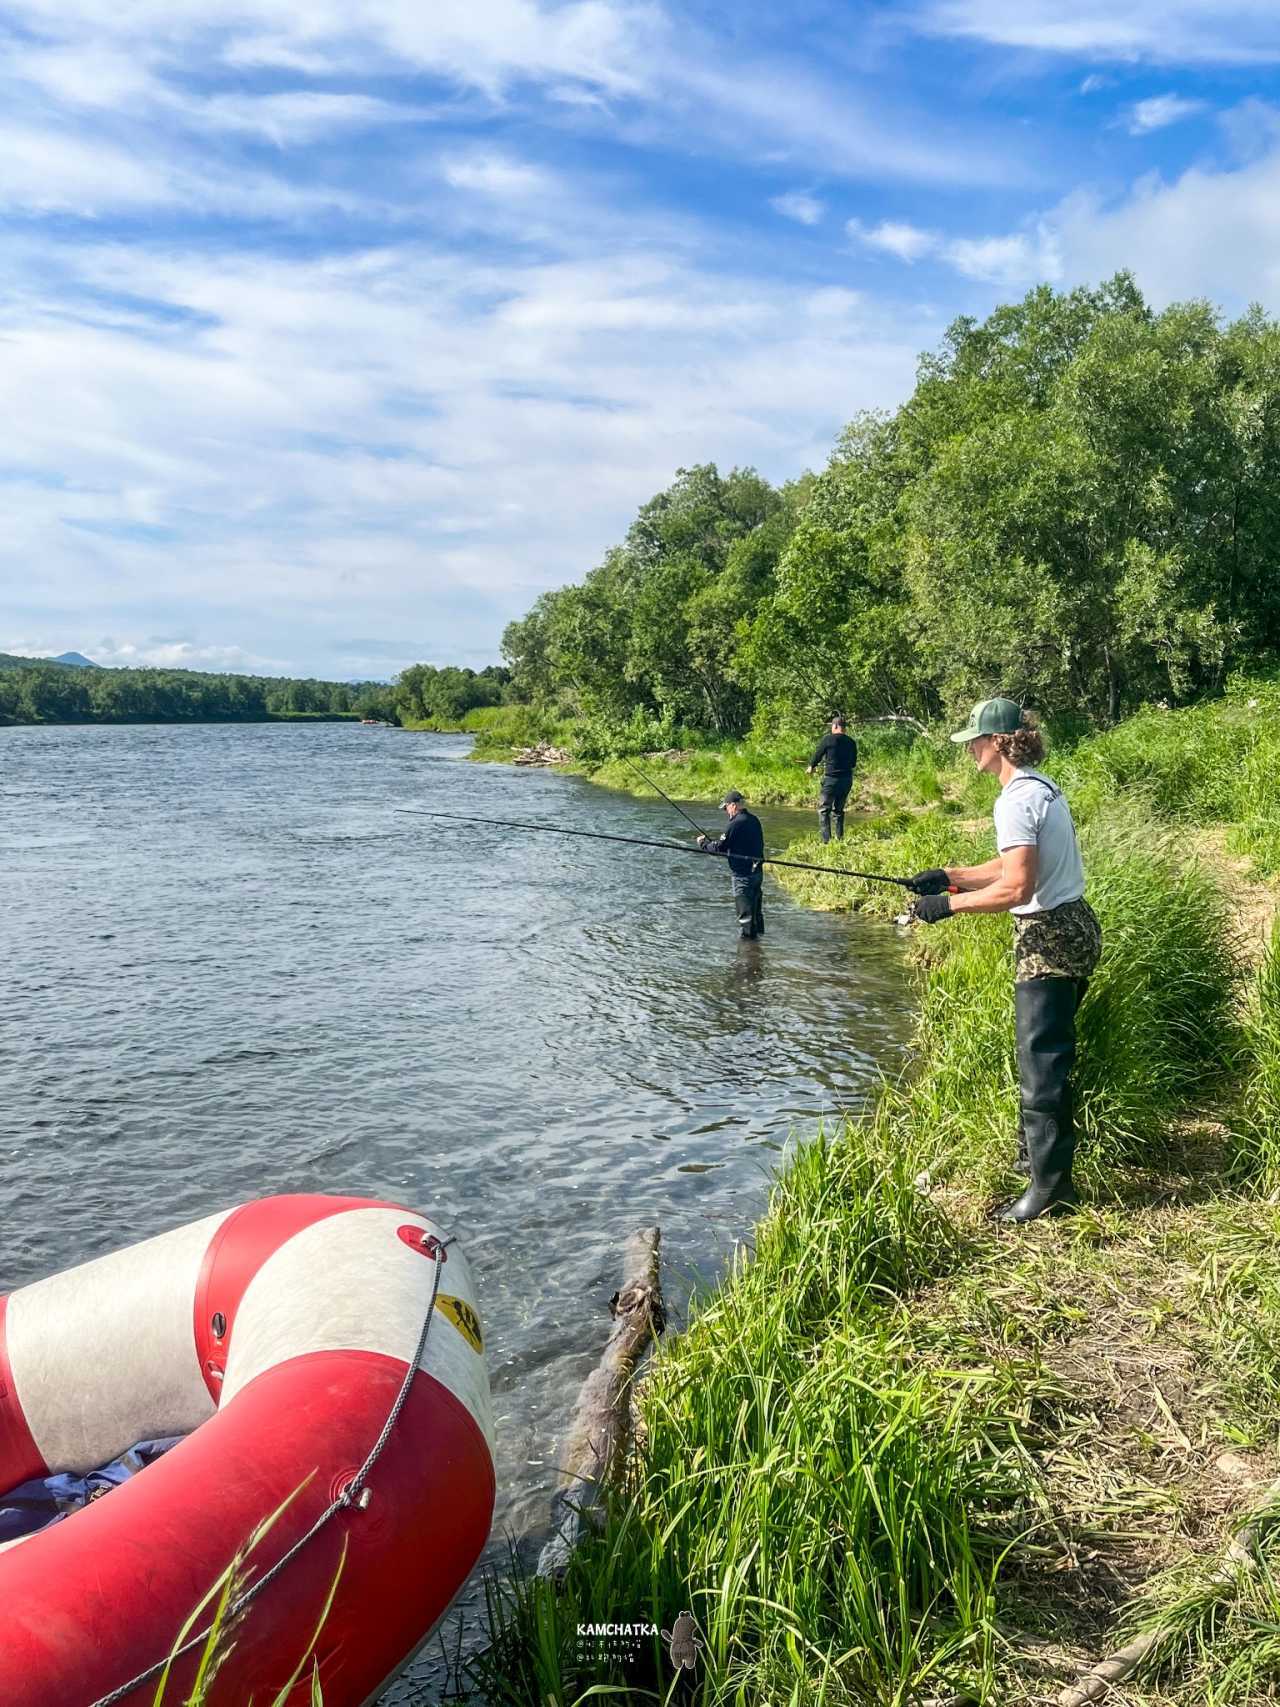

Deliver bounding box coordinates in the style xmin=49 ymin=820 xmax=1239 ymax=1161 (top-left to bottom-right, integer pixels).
xmin=0 ymin=723 xmax=912 ymax=1698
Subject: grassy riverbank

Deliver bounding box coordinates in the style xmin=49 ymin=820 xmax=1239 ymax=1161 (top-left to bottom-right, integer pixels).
xmin=473 ymin=682 xmax=1280 ymax=1705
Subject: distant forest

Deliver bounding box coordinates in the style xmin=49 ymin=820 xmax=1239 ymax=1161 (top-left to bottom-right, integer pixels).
xmin=0 ymin=653 xmax=519 ymax=729
xmin=0 ymin=654 xmax=399 ymax=725
xmin=497 ymin=274 xmax=1280 ymax=741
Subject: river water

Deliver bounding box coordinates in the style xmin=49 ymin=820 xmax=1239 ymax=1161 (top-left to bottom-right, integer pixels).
xmin=0 ymin=722 xmax=912 ymax=1699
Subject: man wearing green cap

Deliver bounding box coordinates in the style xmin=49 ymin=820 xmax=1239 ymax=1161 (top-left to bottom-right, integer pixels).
xmin=905 ymin=698 xmax=1101 ymax=1222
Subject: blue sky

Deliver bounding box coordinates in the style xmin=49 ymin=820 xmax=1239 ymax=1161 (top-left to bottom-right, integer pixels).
xmin=3 ymin=0 xmax=1279 ymax=680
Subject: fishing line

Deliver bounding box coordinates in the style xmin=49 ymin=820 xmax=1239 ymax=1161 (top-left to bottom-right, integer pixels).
xmin=616 ymin=754 xmax=710 ymax=838
xmin=396 ymin=808 xmax=917 ymax=886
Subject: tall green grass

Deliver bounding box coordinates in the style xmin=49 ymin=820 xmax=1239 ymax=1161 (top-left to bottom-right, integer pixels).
xmin=1230 ymin=922 xmax=1280 ymax=1192
xmin=471 ymin=1124 xmax=1061 ymax=1706
xmin=1115 ymin=1492 xmax=1280 ymax=1703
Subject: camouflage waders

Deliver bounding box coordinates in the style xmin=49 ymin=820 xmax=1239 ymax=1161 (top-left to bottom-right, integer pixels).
xmin=1012 ymin=895 xmax=1103 ymax=984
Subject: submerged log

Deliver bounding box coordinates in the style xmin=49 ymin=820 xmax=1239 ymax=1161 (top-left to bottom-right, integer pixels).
xmin=537 ymin=1227 xmax=664 ymax=1577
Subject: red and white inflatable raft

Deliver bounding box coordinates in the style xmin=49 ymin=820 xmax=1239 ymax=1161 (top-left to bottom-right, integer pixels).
xmin=0 ymin=1194 xmax=495 ymax=1706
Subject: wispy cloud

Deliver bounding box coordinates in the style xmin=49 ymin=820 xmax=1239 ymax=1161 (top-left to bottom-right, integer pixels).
xmin=1128 ymin=93 xmax=1206 ymax=133
xmin=913 ymin=1 xmax=1280 ymax=65
xmin=944 ymin=230 xmax=1059 ymax=283
xmin=0 ymin=232 xmax=927 ymax=668
xmin=4 ymin=0 xmax=660 ymax=97
xmin=848 ymin=217 xmax=940 ymax=262
xmin=442 ymin=152 xmax=555 ymax=198
xmin=771 ymin=191 xmax=825 ymax=225
xmin=88 ymin=638 xmax=294 ymax=671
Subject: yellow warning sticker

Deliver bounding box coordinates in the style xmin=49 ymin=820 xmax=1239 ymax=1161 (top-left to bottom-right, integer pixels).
xmin=435 ymin=1293 xmax=484 ymax=1354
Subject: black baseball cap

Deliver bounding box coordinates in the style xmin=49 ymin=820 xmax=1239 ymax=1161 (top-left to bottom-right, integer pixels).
xmin=719 ymin=790 xmax=744 ymax=806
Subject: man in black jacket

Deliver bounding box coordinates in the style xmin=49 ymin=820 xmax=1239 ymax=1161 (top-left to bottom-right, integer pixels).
xmin=807 ymin=715 xmax=857 ymax=842
xmin=697 ymin=791 xmax=765 ymax=939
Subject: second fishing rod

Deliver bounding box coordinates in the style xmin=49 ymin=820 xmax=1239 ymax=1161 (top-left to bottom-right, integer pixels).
xmin=397 ymin=807 xmax=931 ymax=887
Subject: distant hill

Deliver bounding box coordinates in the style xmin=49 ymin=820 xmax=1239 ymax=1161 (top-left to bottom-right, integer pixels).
xmin=0 ymin=651 xmax=98 ymax=670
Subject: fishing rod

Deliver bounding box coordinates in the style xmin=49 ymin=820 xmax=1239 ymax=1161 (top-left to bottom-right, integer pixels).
xmin=616 ymin=754 xmax=709 ymax=838
xmin=396 ymin=808 xmax=918 ymax=887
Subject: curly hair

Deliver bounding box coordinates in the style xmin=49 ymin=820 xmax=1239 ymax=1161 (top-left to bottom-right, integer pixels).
xmin=990 ymin=714 xmax=1044 ymax=768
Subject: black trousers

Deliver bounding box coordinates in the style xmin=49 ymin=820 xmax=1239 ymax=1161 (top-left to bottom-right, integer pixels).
xmin=1015 ymin=976 xmax=1089 ymax=1191
xmin=731 ymin=870 xmax=764 ymax=938
xmin=818 ymin=777 xmax=852 ymax=842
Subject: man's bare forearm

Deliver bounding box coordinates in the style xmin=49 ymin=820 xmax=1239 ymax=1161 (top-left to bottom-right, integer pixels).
xmin=945 ymin=855 xmax=1004 ymax=890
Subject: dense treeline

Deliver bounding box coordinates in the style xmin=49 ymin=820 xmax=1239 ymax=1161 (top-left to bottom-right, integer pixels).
xmin=499 ymin=274 xmax=1280 ymax=740
xmin=0 ymin=660 xmax=397 ymax=725
xmin=392 ymin=663 xmax=512 ymax=726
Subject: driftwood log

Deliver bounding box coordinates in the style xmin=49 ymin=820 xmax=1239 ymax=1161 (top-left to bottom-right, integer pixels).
xmin=1057 ymin=1490 xmax=1277 ymax=1706
xmin=512 ymin=743 xmax=572 ymax=766
xmin=867 ymin=713 xmax=932 ymax=737
xmin=537 ymin=1227 xmax=664 ymax=1576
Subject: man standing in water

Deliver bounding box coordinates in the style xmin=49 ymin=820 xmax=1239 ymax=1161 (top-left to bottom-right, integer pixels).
xmin=806 ymin=715 xmax=857 ymax=843
xmin=697 ymin=791 xmax=765 ymax=940
xmin=906 ymin=699 xmax=1101 ymax=1223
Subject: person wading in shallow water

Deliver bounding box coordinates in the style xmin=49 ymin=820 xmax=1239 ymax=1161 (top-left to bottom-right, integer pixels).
xmin=697 ymin=791 xmax=765 ymax=940
xmin=905 ymin=698 xmax=1102 ymax=1223
xmin=806 ymin=715 xmax=857 ymax=843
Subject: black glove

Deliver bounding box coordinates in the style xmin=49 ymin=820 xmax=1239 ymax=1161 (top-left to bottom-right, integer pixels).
xmin=906 ymin=867 xmax=951 ymax=896
xmin=913 ymin=894 xmax=953 ymax=925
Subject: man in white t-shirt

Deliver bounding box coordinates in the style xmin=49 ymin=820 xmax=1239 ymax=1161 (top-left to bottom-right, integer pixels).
xmin=903 ymin=697 xmax=1102 ymax=1222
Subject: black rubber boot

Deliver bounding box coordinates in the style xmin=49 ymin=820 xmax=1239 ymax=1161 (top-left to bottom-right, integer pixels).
xmin=818 ymin=805 xmax=831 ymax=844
xmin=833 ymin=809 xmax=845 ymax=840
xmin=993 ymin=978 xmax=1082 ymax=1222
xmin=1014 ymin=1120 xmax=1030 ymax=1176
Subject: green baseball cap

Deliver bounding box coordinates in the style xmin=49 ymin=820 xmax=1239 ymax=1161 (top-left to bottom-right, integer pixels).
xmin=949 ymin=697 xmax=1023 ymax=743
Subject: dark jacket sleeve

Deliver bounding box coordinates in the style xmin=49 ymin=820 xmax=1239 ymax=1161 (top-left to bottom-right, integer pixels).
xmin=809 ymin=734 xmax=830 ymax=768
xmin=700 ymin=832 xmax=728 ymax=854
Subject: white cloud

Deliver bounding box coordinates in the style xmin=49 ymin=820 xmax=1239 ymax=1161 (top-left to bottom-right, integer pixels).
xmin=0 ymin=125 xmax=172 ymax=212
xmin=0 ymin=117 xmax=396 ymax=218
xmin=924 ymin=120 xmax=1280 ymax=304
xmin=89 ymin=638 xmax=294 ymax=671
xmin=1045 ymin=145 xmax=1280 ymax=302
xmin=1079 ymin=73 xmax=1110 ymax=93
xmin=943 ymin=230 xmax=1059 ymax=283
xmin=804 ymin=287 xmax=864 ymax=321
xmin=442 ymin=152 xmax=555 ymax=197
xmin=771 ymin=191 xmax=824 ymax=225
xmin=197 ymin=91 xmax=427 ymax=144
xmin=1128 ymin=93 xmax=1205 ymax=134
xmin=10 ymin=44 xmax=158 ymax=108
xmin=914 ymin=1 xmax=1280 ymax=65
xmin=848 ymin=217 xmax=940 ymax=262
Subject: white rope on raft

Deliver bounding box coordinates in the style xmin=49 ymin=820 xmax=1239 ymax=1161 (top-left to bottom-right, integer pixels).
xmin=88 ymin=1235 xmax=453 ymax=1707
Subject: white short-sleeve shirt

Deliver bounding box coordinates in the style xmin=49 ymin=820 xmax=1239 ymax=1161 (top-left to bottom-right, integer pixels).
xmin=992 ymin=768 xmax=1085 ymax=916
